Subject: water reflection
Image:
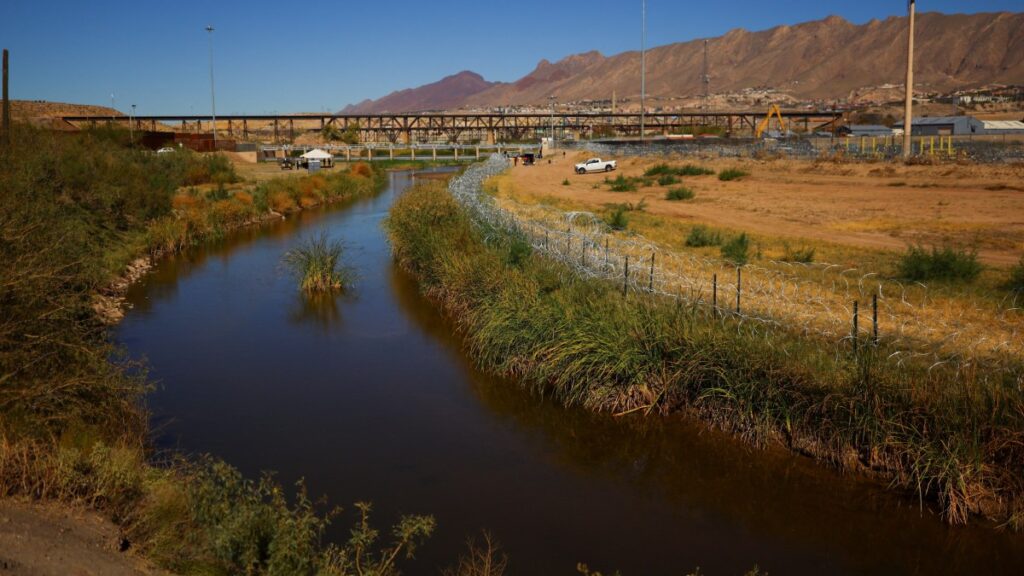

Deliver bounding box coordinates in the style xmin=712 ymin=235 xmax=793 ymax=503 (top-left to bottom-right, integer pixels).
xmin=118 ymin=170 xmax=1024 ymax=576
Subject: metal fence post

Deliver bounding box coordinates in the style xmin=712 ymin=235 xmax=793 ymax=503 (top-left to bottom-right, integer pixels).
xmin=623 ymin=255 xmax=629 ymax=296
xmin=872 ymin=293 xmax=879 ymax=345
xmin=712 ymin=273 xmax=718 ymax=317
xmin=852 ymin=300 xmax=859 ymax=354
xmin=649 ymin=251 xmax=655 ymax=292
xmin=736 ymin=267 xmax=742 ymax=314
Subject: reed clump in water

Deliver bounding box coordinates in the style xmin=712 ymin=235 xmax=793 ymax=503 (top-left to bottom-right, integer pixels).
xmin=285 ymin=233 xmax=352 ymax=292
xmin=386 ymin=180 xmax=1024 ymax=529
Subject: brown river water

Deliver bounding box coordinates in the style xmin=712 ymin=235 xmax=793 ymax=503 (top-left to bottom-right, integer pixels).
xmin=118 ymin=170 xmax=1024 ymax=575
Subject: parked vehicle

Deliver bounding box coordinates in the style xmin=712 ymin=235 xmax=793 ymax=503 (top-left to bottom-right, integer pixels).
xmin=574 ymin=158 xmax=616 ymax=174
xmin=156 ymin=147 xmax=176 ymax=154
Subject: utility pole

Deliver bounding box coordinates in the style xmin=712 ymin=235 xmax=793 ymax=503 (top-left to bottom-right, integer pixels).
xmin=639 ymin=0 xmax=646 ymax=145
xmin=702 ymin=39 xmax=710 ymax=110
xmin=130 ymin=103 xmax=136 ymax=145
xmin=548 ymin=95 xmax=556 ymax=143
xmin=902 ymin=0 xmax=916 ymax=158
xmin=2 ymin=49 xmax=10 ymax=148
xmin=206 ymin=25 xmax=218 ymax=148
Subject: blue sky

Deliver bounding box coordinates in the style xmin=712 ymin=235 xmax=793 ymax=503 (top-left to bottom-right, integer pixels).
xmin=1 ymin=1 xmax=1019 ymax=114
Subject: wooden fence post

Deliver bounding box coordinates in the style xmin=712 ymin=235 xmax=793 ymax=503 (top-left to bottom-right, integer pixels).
xmin=872 ymin=293 xmax=879 ymax=345
xmin=712 ymin=273 xmax=717 ymax=317
xmin=648 ymin=252 xmax=655 ymax=292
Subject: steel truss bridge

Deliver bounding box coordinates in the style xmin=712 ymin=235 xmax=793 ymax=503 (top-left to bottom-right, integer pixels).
xmin=60 ymin=110 xmax=843 ymax=144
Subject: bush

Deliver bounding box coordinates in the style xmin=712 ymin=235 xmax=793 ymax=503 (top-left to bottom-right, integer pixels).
xmin=665 ymin=186 xmax=695 ymax=201
xmin=1007 ymin=258 xmax=1024 ymax=293
xmin=781 ymin=243 xmax=816 ymax=263
xmin=896 ymin=245 xmax=982 ymax=282
xmin=685 ymin=225 xmax=722 ymax=247
xmin=718 ymin=168 xmax=749 ymax=181
xmin=676 ymin=164 xmax=716 ymax=177
xmin=721 ymin=233 xmax=750 ymax=265
xmin=607 ymin=175 xmax=637 ymax=192
xmin=605 ymin=205 xmax=630 ymax=230
xmin=562 ymin=178 xmax=571 ymax=186
xmin=657 ymin=174 xmax=679 ymax=186
xmin=644 ymin=163 xmax=714 ymax=177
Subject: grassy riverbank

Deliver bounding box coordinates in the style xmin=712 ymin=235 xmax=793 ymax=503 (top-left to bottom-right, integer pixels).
xmin=386 ymin=179 xmax=1024 ymax=529
xmin=0 ymin=126 xmax=436 ymax=574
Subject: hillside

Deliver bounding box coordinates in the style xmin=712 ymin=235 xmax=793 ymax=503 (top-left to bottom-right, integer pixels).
xmin=342 ymin=71 xmax=497 ymax=114
xmin=343 ymin=11 xmax=1024 ymax=112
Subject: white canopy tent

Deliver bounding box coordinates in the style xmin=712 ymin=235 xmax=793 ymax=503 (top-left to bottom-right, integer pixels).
xmin=300 ymin=148 xmax=334 ymax=167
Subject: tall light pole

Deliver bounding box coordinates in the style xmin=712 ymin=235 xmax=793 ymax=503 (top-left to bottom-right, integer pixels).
xmin=640 ymin=0 xmax=646 ymax=145
xmin=549 ymin=95 xmax=557 ymax=143
xmin=902 ymin=1 xmax=915 ymax=158
xmin=206 ymin=25 xmax=218 ymax=148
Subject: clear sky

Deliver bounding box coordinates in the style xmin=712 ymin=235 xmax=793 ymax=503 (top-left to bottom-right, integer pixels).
xmin=1 ymin=1 xmax=1019 ymax=114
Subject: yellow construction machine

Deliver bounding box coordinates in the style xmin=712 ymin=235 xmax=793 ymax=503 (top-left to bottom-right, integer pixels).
xmin=755 ymin=104 xmax=788 ymax=138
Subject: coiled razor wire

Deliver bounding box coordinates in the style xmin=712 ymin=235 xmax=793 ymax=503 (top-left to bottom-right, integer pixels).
xmin=447 ymin=155 xmax=1023 ymax=379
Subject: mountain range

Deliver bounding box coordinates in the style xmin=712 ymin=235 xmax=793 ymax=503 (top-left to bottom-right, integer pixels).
xmin=341 ymin=11 xmax=1024 ymax=113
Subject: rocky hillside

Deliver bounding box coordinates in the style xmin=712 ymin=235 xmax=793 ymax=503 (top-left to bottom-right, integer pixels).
xmin=341 ymin=71 xmax=496 ymax=114
xmin=343 ymin=11 xmax=1024 ymax=112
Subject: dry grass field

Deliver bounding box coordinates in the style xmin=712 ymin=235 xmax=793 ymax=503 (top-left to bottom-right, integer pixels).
xmin=499 ymin=151 xmax=1024 ymax=267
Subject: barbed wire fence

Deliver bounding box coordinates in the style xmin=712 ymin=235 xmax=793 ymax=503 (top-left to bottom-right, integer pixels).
xmin=448 ymin=155 xmax=1023 ymax=377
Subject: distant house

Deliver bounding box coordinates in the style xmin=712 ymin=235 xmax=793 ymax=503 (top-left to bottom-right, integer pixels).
xmin=980 ymin=120 xmax=1024 ymax=135
xmin=893 ymin=116 xmax=984 ymax=136
xmin=838 ymin=124 xmax=895 ymax=137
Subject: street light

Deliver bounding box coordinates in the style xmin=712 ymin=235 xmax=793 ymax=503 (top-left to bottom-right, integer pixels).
xmin=901 ymin=1 xmax=916 ymax=158
xmin=206 ymin=25 xmax=218 ymax=148
xmin=548 ymin=95 xmax=557 ymax=142
xmin=640 ymin=0 xmax=646 ymax=146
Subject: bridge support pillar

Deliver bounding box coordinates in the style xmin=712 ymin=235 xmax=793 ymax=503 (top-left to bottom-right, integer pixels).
xmin=475 ymin=146 xmax=480 ymax=159
xmin=389 ymin=146 xmax=394 ymax=160
xmin=345 ymin=147 xmax=351 ymax=162
xmin=487 ymin=129 xmax=496 ymax=145
xmin=432 ymin=147 xmax=437 ymax=161
xmin=411 ymin=147 xmax=415 ymax=160
xmin=402 ymin=130 xmax=412 ymax=145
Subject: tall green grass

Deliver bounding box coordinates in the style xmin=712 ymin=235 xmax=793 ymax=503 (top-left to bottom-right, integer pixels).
xmin=644 ymin=163 xmax=715 ymax=177
xmin=1 ymin=124 xmax=405 ymax=574
xmin=387 ymin=180 xmax=1024 ymax=529
xmin=685 ymin=225 xmax=722 ymax=247
xmin=665 ymin=186 xmax=695 ymax=201
xmin=285 ymin=233 xmax=352 ymax=292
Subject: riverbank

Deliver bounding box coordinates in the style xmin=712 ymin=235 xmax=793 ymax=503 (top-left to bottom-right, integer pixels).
xmin=385 ymin=166 xmax=1024 ymax=529
xmin=0 ymin=125 xmax=437 ymax=574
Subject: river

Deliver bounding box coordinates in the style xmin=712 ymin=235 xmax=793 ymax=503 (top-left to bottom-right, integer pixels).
xmin=117 ymin=169 xmax=1024 ymax=575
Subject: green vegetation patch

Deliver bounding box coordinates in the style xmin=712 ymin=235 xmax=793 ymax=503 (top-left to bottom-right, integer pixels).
xmin=896 ymin=244 xmax=982 ymax=283
xmin=665 ymin=186 xmax=695 ymax=201
xmin=718 ymin=168 xmax=750 ymax=181
xmin=685 ymin=225 xmax=723 ymax=247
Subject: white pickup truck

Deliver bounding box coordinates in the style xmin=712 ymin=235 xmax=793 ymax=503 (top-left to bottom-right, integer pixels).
xmin=574 ymin=158 xmax=617 ymax=174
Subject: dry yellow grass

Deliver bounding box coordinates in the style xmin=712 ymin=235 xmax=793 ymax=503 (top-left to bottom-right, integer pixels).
xmin=489 ymin=152 xmax=1024 ymax=363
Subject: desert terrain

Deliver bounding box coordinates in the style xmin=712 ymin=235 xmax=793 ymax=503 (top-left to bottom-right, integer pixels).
xmin=497 ymin=151 xmax=1024 ymax=267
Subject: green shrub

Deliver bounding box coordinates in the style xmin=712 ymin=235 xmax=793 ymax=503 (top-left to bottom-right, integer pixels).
xmin=1007 ymin=258 xmax=1024 ymax=293
xmin=607 ymin=175 xmax=637 ymax=192
xmin=644 ymin=163 xmax=714 ymax=177
xmin=685 ymin=225 xmax=722 ymax=247
xmin=657 ymin=174 xmax=679 ymax=186
xmin=896 ymin=245 xmax=982 ymax=282
xmin=605 ymin=205 xmax=630 ymax=230
xmin=721 ymin=233 xmax=750 ymax=265
xmin=562 ymin=178 xmax=571 ymax=186
xmin=506 ymin=236 xmax=533 ymax=267
xmin=781 ymin=243 xmax=816 ymax=263
xmin=665 ymin=186 xmax=695 ymax=201
xmin=643 ymin=163 xmax=674 ymax=177
xmin=677 ymin=164 xmax=716 ymax=177
xmin=718 ymin=168 xmax=749 ymax=181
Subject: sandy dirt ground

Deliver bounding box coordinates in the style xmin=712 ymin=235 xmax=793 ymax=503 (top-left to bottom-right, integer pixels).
xmin=0 ymin=500 xmax=167 ymax=576
xmin=503 ymin=151 xmax=1024 ymax=266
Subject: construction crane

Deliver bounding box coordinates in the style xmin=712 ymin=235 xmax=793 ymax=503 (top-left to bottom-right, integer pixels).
xmin=755 ymin=104 xmax=788 ymax=138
